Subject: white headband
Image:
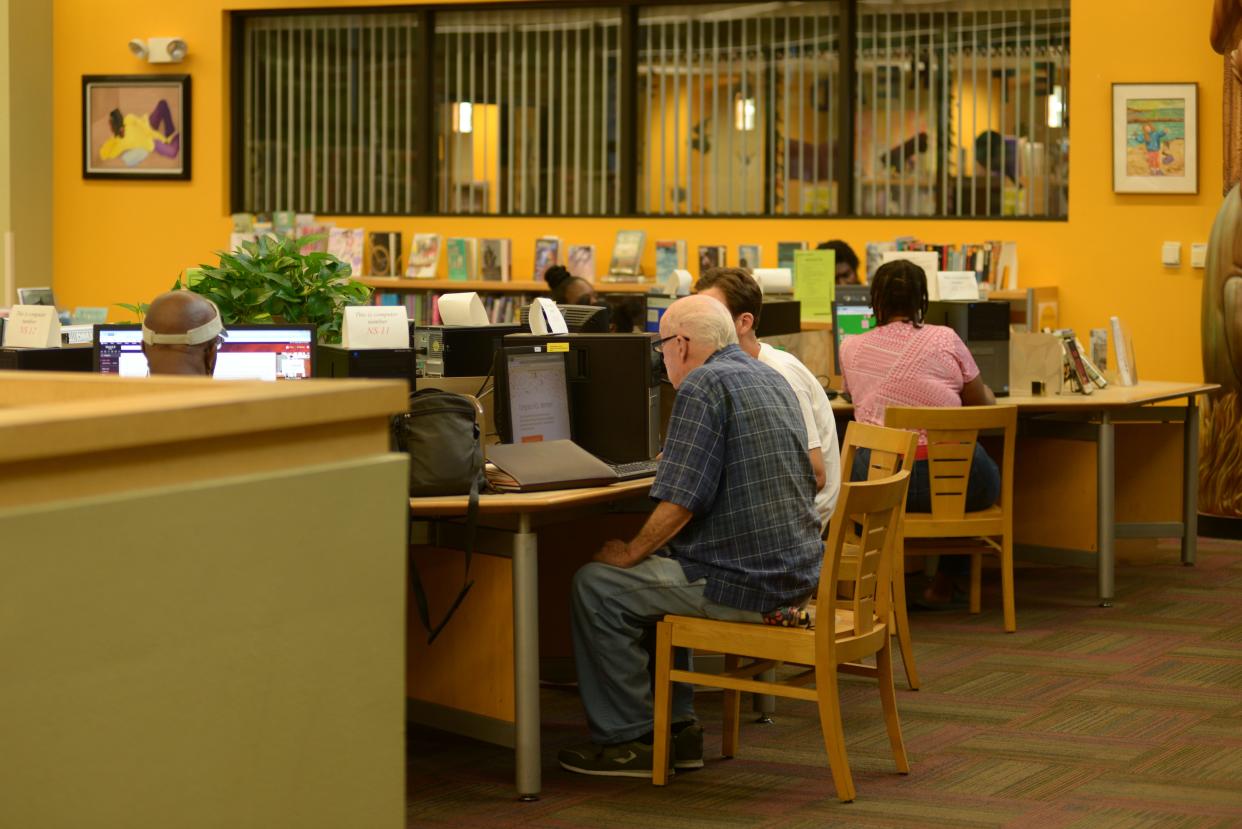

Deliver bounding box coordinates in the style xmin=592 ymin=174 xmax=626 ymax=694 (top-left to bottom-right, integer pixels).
xmin=142 ymin=300 xmax=223 ymax=345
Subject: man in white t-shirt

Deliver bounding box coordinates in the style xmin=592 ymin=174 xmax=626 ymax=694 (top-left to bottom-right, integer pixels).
xmin=696 ymin=268 xmax=840 ymax=529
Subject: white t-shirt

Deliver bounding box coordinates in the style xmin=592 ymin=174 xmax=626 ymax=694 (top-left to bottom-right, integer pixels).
xmin=758 ymin=342 xmax=840 ymax=529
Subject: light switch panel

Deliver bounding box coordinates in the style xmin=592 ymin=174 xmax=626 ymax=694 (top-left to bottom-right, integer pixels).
xmin=1162 ymin=241 xmax=1181 ymax=267
xmin=1191 ymin=242 xmax=1208 ymax=269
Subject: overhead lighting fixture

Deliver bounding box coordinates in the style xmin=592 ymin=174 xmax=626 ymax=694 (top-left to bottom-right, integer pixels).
xmin=1048 ymin=85 xmax=1064 ymax=128
xmin=452 ymin=101 xmax=474 ymax=134
xmin=734 ymin=95 xmax=757 ymax=132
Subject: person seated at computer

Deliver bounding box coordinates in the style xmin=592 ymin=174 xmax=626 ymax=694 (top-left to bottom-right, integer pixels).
xmin=141 ymin=290 xmax=223 ymax=376
xmin=559 ymin=294 xmax=822 ymax=779
xmin=838 ymin=259 xmax=998 ymax=608
xmin=817 ymin=239 xmax=862 ymax=285
xmin=544 ymin=265 xmax=599 ymax=306
xmin=695 ymin=267 xmax=840 ymax=530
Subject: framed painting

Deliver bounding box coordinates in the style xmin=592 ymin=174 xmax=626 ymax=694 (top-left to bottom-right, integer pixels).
xmin=82 ymin=74 xmax=191 ymax=180
xmin=1112 ymin=83 xmax=1197 ymax=194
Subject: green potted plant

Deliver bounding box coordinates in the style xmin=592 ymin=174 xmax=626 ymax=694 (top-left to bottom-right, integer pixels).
xmin=175 ymin=233 xmax=372 ymax=344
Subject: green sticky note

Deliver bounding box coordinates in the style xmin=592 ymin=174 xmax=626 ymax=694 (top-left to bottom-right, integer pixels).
xmin=793 ymin=249 xmax=835 ymax=322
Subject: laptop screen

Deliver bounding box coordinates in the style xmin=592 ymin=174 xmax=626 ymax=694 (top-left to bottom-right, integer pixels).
xmin=94 ymin=324 xmax=316 ymax=380
xmin=831 ymin=302 xmax=877 ymax=374
xmin=504 ymin=349 xmax=572 ymax=443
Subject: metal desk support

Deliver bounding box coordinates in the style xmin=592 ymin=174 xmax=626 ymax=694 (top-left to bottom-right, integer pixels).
xmin=512 ymin=514 xmax=541 ymax=801
xmin=1182 ymin=395 xmax=1199 ymax=566
xmin=1096 ymin=412 xmax=1115 ymax=607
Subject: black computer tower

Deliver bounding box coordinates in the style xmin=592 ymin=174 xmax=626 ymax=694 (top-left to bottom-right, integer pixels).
xmin=0 ymin=345 xmax=93 ymax=372
xmin=503 ymin=333 xmax=660 ymax=463
xmin=755 ymin=298 xmax=802 ymax=337
xmin=317 ymin=344 xmax=417 ymax=389
xmin=413 ymin=324 xmax=523 ymax=378
xmin=926 ymin=300 xmax=1010 ymax=396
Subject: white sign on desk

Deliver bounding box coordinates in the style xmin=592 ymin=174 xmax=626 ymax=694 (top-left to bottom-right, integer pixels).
xmin=3 ymin=304 xmax=60 ymax=348
xmin=341 ymin=306 xmax=409 ymax=349
xmin=936 ymin=271 xmax=982 ymax=301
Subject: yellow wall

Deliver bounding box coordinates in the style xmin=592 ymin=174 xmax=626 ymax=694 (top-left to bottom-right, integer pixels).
xmin=51 ymin=0 xmax=1221 ymax=381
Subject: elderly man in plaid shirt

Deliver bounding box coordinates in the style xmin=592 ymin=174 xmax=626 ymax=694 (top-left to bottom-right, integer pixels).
xmin=560 ymin=294 xmax=823 ymax=778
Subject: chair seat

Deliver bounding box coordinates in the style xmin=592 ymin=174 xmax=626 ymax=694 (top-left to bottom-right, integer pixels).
xmin=903 ymin=505 xmax=1005 ymax=538
xmin=663 ymin=609 xmax=883 ymax=667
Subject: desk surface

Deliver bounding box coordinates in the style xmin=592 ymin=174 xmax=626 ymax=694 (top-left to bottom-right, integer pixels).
xmin=828 ymin=380 xmax=1217 ymax=414
xmin=409 ymin=476 xmax=653 ymax=517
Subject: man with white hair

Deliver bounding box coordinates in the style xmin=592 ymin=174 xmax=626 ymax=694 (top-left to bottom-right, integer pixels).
xmin=560 ymin=294 xmax=822 ymax=778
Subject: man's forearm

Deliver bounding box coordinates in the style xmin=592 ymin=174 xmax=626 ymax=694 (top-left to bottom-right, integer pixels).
xmin=628 ymin=501 xmax=693 ymax=561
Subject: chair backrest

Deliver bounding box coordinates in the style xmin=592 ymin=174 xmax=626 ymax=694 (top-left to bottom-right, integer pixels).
xmin=816 ymin=470 xmax=911 ymax=655
xmin=884 ymin=405 xmax=1017 ymax=521
xmin=840 ymin=421 xmax=919 ymax=482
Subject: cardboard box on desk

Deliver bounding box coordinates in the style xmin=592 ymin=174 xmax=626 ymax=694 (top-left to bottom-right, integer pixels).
xmin=1010 ymin=331 xmax=1063 ymax=396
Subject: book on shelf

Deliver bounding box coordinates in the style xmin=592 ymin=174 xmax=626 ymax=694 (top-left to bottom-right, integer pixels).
xmin=446 ymin=237 xmax=477 ymax=281
xmin=1072 ymin=335 xmax=1109 ymax=389
xmin=607 ymin=230 xmax=646 ymax=277
xmin=777 ymin=241 xmax=807 ymax=272
xmin=697 ymin=245 xmax=726 ymax=277
xmin=866 ymin=236 xmax=1017 ymax=289
xmin=1059 ymin=334 xmax=1095 ymax=394
xmin=1089 ymin=329 xmax=1108 ymax=370
xmin=406 ymin=233 xmax=442 ymax=279
xmin=368 ymin=232 xmax=403 ymax=277
xmin=1110 ymin=316 xmax=1138 ymax=386
xmin=738 ymin=244 xmax=762 ymax=271
xmin=793 ymin=249 xmax=835 ymax=323
xmin=328 ymin=227 xmax=365 ymax=277
xmin=654 ymin=240 xmax=687 ymax=283
xmin=479 ymin=238 xmax=511 ymax=281
xmin=534 ymin=237 xmax=561 ymax=281
xmin=272 ymin=211 xmax=297 ymax=239
xmin=568 ymin=245 xmax=597 ymax=281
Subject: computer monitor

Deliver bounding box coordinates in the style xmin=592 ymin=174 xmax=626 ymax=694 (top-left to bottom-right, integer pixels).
xmin=831 ymin=301 xmax=878 ymax=375
xmin=93 ymin=323 xmax=317 ymax=379
xmin=518 ymin=303 xmax=611 ymax=333
xmin=493 ymin=346 xmax=574 ymax=444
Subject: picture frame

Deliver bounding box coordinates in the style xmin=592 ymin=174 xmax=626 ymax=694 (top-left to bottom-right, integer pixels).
xmin=82 ymin=74 xmax=191 ymax=180
xmin=1112 ymin=82 xmax=1197 ymax=194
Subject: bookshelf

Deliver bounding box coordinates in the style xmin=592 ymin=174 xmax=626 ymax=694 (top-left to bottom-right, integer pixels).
xmin=359 ymin=277 xmax=652 ymax=294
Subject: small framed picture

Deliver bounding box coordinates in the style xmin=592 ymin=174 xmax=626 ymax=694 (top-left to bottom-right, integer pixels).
xmin=82 ymin=74 xmax=191 ymax=180
xmin=1112 ymin=83 xmax=1197 ymax=194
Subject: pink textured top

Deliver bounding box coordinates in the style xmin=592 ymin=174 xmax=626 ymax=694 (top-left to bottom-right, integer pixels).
xmin=839 ymin=322 xmax=980 ymax=449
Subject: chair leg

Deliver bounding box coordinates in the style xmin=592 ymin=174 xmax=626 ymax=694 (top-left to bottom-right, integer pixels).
xmin=969 ymin=553 xmax=983 ymax=614
xmin=889 ymin=546 xmax=920 ymax=690
xmin=875 ymin=632 xmax=910 ymax=774
xmin=721 ymin=654 xmax=741 ymax=758
xmin=1001 ymin=534 xmax=1016 ymax=633
xmin=652 ymin=622 xmax=673 ymax=786
xmin=814 ymin=661 xmax=856 ymax=803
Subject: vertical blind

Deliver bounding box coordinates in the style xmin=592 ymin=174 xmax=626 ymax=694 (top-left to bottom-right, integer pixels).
xmin=435 ymin=8 xmax=623 ymax=216
xmin=636 ymin=2 xmax=843 ymax=216
xmin=854 ymin=0 xmax=1070 ymax=218
xmin=241 ymin=12 xmax=421 ymax=215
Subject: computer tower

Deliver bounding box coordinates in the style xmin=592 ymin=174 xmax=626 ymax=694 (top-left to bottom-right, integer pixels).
xmin=503 ymin=333 xmax=660 ymax=463
xmin=926 ymin=300 xmax=1010 ymax=396
xmin=317 ymin=344 xmax=417 ymax=390
xmin=0 ymin=345 xmax=93 ymax=372
xmin=755 ymin=298 xmax=802 ymax=337
xmin=413 ymin=324 xmax=523 ymax=378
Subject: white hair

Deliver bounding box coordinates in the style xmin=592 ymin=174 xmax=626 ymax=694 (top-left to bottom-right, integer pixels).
xmin=672 ymin=295 xmax=739 ymax=351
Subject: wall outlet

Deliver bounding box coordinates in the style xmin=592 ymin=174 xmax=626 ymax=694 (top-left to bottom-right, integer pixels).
xmin=1191 ymin=242 xmax=1208 ymax=269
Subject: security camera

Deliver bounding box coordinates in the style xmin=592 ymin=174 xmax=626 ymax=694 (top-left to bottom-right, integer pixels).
xmin=128 ymin=38 xmax=149 ymax=60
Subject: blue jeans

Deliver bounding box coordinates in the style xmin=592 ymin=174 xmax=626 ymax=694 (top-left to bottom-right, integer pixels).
xmin=570 ymin=555 xmax=761 ymax=745
xmin=850 ymin=443 xmax=1000 ymax=577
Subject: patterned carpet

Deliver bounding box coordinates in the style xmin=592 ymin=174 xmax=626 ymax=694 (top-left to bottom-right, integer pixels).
xmin=407 ymin=539 xmax=1242 ymax=827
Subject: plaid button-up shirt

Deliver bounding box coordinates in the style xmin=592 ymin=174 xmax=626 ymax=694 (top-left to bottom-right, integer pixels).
xmin=651 ymin=345 xmax=822 ymax=612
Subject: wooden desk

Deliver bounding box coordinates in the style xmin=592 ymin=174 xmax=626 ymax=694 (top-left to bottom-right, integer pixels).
xmin=830 ymin=381 xmax=1218 ymax=605
xmin=408 ymin=478 xmax=654 ymax=801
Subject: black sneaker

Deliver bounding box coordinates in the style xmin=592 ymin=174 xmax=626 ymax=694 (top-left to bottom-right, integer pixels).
xmin=673 ymin=724 xmax=704 ymax=769
xmin=558 ymin=740 xmax=673 ymax=778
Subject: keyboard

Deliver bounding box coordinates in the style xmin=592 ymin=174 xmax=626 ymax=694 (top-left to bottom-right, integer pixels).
xmin=606 ymin=459 xmax=660 ymax=481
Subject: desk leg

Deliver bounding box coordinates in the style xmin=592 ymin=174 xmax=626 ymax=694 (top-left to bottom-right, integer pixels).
xmin=513 ymin=514 xmax=541 ymax=801
xmin=1182 ymin=396 xmax=1199 ymax=567
xmin=1097 ymin=413 xmax=1115 ymax=607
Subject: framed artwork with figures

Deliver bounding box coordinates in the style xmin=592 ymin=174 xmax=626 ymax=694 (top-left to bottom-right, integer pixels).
xmin=82 ymin=74 xmax=191 ymax=180
xmin=1112 ymin=83 xmax=1197 ymax=194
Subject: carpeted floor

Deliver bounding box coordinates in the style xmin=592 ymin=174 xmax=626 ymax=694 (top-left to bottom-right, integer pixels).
xmin=407 ymin=539 xmax=1242 ymax=827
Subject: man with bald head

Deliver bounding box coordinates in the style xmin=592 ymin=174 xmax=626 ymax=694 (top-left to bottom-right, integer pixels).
xmin=560 ymin=294 xmax=822 ymax=778
xmin=141 ymin=291 xmax=224 ymax=376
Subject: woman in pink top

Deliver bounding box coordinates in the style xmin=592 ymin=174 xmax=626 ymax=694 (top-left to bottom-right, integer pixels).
xmin=840 ymin=259 xmax=999 ymax=607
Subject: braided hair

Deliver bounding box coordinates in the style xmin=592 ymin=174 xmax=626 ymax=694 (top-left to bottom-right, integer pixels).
xmin=869 ymin=259 xmax=929 ymax=326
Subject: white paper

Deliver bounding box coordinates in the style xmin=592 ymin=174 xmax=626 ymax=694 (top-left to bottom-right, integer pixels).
xmin=752 ymin=268 xmax=794 ymax=294
xmin=4 ymin=304 xmax=60 ymax=348
xmin=341 ymin=306 xmax=409 ymax=349
xmin=438 ymin=292 xmax=490 ymax=326
xmin=528 ymin=297 xmax=569 ymax=335
xmin=936 ymin=272 xmax=981 ymax=301
xmin=881 ymin=251 xmax=941 ymax=300
xmin=664 ymin=269 xmax=693 ymax=297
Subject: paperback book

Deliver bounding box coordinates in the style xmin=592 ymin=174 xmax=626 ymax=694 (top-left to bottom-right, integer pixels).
xmin=534 ymin=237 xmax=561 ymax=281
xmin=607 ymin=230 xmax=646 ymax=277
xmin=568 ymin=245 xmax=597 ymax=281
xmin=328 ymin=228 xmax=365 ymax=277
xmin=654 ymin=240 xmax=687 ymax=283
xmin=479 ymin=238 xmax=512 ymax=281
xmin=738 ymin=244 xmax=762 ymax=270
xmin=777 ymin=241 xmax=807 ymax=272
xmin=446 ymin=237 xmax=478 ymax=281
xmin=368 ymin=231 xmax=402 ymax=277
xmin=406 ymin=234 xmax=442 ymax=279
xmin=697 ymin=245 xmax=726 ymax=277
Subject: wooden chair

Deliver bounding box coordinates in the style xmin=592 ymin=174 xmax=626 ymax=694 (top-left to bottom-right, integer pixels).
xmin=651 ymin=471 xmax=912 ymax=802
xmin=883 ymin=405 xmax=1018 ymax=633
xmin=839 ymin=422 xmax=921 ymax=689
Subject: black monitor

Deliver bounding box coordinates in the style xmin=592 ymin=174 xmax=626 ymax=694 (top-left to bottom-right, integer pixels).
xmin=835 ymin=285 xmax=871 ymax=306
xmin=831 ymin=301 xmax=877 ymax=375
xmin=93 ymin=323 xmax=318 ymax=379
xmin=518 ymin=303 xmax=611 ymax=333
xmin=502 ymin=333 xmax=660 ymax=463
xmin=493 ymin=346 xmax=574 ymax=445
